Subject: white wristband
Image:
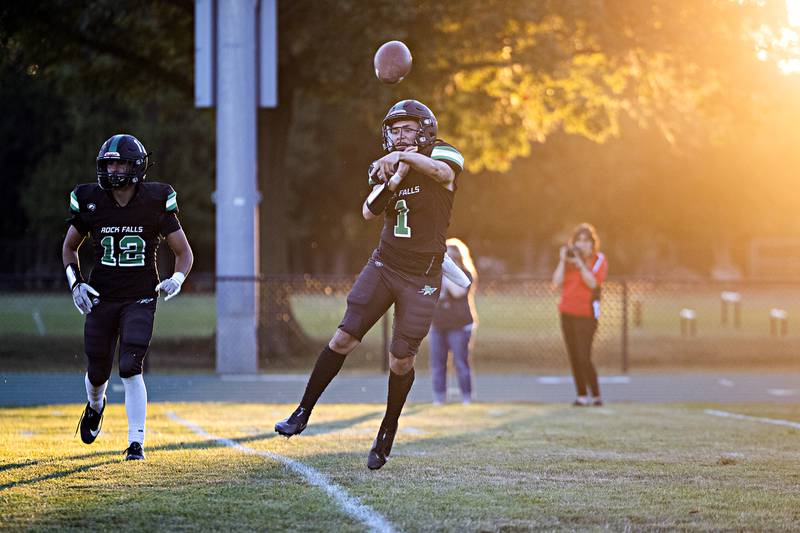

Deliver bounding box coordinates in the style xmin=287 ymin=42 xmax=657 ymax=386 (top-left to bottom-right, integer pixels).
xmin=171 ymin=272 xmax=186 ymax=285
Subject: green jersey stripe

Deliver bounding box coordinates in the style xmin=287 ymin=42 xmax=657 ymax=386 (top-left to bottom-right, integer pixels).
xmin=431 ymin=146 xmax=464 ymax=169
xmin=432 ymin=153 xmax=465 ymax=169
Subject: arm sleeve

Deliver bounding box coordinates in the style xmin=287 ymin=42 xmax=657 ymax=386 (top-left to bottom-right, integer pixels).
xmin=430 ymin=143 xmax=465 ymax=179
xmin=158 ymin=185 xmax=181 ymax=236
xmin=67 ymin=189 xmax=90 ymax=235
xmin=158 ymin=212 xmax=182 ymax=237
xmin=164 ymin=185 xmax=179 ymax=214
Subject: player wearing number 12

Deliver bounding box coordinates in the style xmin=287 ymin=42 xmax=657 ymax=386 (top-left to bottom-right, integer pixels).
xmin=275 ymin=100 xmax=465 ymax=470
xmin=62 ymin=134 xmax=193 ymax=461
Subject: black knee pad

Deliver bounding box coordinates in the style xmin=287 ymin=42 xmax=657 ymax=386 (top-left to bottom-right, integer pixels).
xmin=87 ymin=361 xmax=112 ymax=386
xmin=118 ymin=302 xmax=155 ymax=378
xmin=390 ymin=336 xmax=420 ymax=359
xmin=118 ymin=333 xmax=149 ymax=378
xmin=118 ymin=347 xmax=146 ymax=379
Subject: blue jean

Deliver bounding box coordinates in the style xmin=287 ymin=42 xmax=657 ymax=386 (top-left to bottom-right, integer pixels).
xmin=428 ymin=325 xmax=473 ymax=402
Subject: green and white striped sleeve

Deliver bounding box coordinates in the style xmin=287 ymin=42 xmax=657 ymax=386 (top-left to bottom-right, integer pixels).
xmin=431 ymin=144 xmax=465 ymax=171
xmin=165 ymin=190 xmax=178 ymax=212
xmin=69 ymin=190 xmax=80 ymax=213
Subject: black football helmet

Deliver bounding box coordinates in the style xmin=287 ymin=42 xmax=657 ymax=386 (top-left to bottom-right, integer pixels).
xmin=96 ymin=134 xmax=151 ymax=190
xmin=382 ymin=99 xmax=437 ymax=152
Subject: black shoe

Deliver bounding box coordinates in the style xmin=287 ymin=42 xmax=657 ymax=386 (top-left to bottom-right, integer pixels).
xmin=124 ymin=442 xmax=145 ymax=460
xmin=367 ymin=426 xmax=396 ymax=470
xmin=275 ymin=406 xmax=310 ymax=437
xmin=76 ymin=397 xmax=106 ymax=444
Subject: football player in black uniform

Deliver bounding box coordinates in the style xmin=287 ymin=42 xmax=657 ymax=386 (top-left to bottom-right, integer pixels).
xmin=276 ymin=100 xmax=465 ymax=470
xmin=62 ymin=134 xmax=193 ymax=461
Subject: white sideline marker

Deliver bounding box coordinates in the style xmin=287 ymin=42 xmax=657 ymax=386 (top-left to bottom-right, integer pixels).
xmin=537 ymin=376 xmax=631 ymax=385
xmin=32 ymin=310 xmax=46 ymax=336
xmin=167 ymin=412 xmax=398 ymax=533
xmin=705 ymin=409 xmax=800 ymax=430
xmin=767 ymin=389 xmax=798 ymax=397
xmin=220 ymin=374 xmax=309 ymax=382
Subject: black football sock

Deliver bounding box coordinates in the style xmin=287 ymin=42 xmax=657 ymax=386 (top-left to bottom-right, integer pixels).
xmin=380 ymin=368 xmax=415 ymax=433
xmin=298 ymin=346 xmax=347 ymax=412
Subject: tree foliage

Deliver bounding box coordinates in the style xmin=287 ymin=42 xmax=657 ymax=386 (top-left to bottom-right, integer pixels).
xmin=1 ymin=0 xmax=798 ymax=278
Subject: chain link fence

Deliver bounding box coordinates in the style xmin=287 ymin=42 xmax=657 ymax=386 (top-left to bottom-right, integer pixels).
xmin=3 ymin=275 xmax=800 ymax=373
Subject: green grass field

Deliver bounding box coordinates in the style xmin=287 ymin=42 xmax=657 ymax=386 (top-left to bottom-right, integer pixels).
xmin=2 ymin=401 xmax=800 ymax=531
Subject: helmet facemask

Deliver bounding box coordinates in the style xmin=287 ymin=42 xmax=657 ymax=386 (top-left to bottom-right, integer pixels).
xmin=96 ymin=157 xmax=148 ymax=190
xmin=381 ymin=100 xmax=437 ymax=153
xmin=383 ymin=120 xmax=426 ymax=153
xmin=96 ymin=134 xmax=151 ymax=190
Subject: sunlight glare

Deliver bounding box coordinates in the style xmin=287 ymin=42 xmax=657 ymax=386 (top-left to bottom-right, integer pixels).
xmin=788 ymin=0 xmax=800 ymax=27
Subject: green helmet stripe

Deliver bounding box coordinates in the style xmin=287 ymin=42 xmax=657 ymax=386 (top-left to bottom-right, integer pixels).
xmin=108 ymin=134 xmax=122 ymax=153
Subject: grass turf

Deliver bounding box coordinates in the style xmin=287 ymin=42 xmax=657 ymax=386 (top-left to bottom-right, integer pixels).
xmin=2 ymin=402 xmax=799 ymax=531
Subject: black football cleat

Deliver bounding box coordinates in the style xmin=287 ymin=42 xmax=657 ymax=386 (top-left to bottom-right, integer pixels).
xmin=124 ymin=442 xmax=145 ymax=460
xmin=76 ymin=397 xmax=106 ymax=444
xmin=367 ymin=426 xmax=396 ymax=470
xmin=275 ymin=406 xmax=310 ymax=437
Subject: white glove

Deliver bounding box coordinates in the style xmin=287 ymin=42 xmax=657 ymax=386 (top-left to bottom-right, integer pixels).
xmin=72 ymin=283 xmax=100 ymax=315
xmin=155 ymin=272 xmax=186 ymax=301
xmin=442 ymin=253 xmax=471 ymax=288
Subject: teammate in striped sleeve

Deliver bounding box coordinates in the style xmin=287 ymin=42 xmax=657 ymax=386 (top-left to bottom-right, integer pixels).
xmin=62 ymin=134 xmax=193 ymax=460
xmin=275 ymin=100 xmax=465 ymax=470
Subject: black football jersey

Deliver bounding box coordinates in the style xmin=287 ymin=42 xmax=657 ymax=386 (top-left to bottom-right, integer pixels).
xmin=68 ymin=182 xmax=181 ymax=300
xmin=376 ymin=140 xmax=464 ymax=271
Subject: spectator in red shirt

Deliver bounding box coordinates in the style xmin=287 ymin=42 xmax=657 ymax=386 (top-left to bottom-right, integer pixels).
xmin=552 ymin=223 xmax=608 ymax=406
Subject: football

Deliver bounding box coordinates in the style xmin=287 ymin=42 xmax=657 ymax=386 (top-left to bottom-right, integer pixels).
xmin=374 ymin=40 xmax=412 ymax=84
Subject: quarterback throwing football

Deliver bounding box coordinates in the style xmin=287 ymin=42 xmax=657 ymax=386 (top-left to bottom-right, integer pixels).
xmin=276 ymin=100 xmax=465 ymax=470
xmin=62 ymin=134 xmax=193 ymax=460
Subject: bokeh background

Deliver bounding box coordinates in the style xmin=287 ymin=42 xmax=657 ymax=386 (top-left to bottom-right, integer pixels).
xmin=3 ymin=0 xmax=800 ymax=372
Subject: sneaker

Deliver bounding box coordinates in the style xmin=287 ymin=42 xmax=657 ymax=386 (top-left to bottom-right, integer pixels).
xmin=592 ymin=398 xmax=604 ymax=407
xmin=572 ymin=399 xmax=590 ymax=407
xmin=124 ymin=442 xmax=145 ymax=460
xmin=275 ymin=406 xmax=310 ymax=437
xmin=367 ymin=426 xmax=396 ymax=470
xmin=76 ymin=396 xmax=106 ymax=444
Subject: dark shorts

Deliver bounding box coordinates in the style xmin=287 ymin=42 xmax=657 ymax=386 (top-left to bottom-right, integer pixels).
xmin=84 ymin=297 xmax=157 ymax=383
xmin=339 ymin=253 xmax=442 ymax=359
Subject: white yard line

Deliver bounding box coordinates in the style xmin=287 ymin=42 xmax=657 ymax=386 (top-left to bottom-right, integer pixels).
xmin=717 ymin=378 xmax=735 ymax=387
xmin=537 ymin=376 xmax=631 ymax=385
xmin=219 ymin=374 xmax=309 ymax=382
xmin=767 ymin=389 xmax=798 ymax=397
xmin=167 ymin=412 xmax=398 ymax=533
xmin=704 ymin=409 xmax=800 ymax=430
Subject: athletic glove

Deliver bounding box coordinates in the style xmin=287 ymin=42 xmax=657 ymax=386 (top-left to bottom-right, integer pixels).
xmin=72 ymin=283 xmax=100 ymax=315
xmin=155 ymin=271 xmax=186 ymax=301
xmin=66 ymin=263 xmax=99 ymax=315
